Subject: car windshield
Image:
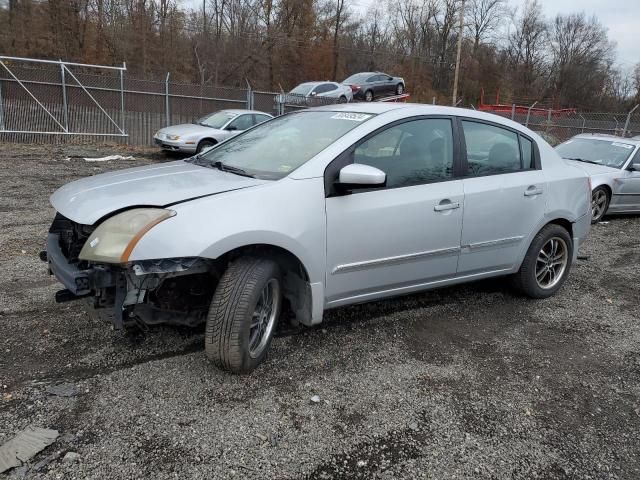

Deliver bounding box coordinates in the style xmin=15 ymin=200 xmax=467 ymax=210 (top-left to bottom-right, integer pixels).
xmin=555 ymin=138 xmax=635 ymax=169
xmin=192 ymin=110 xmax=375 ymax=180
xmin=195 ymin=111 xmax=237 ymax=129
xmin=343 ymin=73 xmax=371 ymax=84
xmin=290 ymin=83 xmax=315 ymax=95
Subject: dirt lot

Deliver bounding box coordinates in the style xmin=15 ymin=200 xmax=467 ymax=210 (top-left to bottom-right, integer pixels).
xmin=0 ymin=143 xmax=639 ymax=479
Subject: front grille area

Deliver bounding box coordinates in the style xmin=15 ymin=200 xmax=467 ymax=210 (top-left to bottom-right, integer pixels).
xmin=49 ymin=213 xmax=96 ymax=263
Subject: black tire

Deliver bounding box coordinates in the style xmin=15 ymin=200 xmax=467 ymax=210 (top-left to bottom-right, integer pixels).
xmin=512 ymin=224 xmax=573 ymax=299
xmin=205 ymin=257 xmax=282 ymax=373
xmin=396 ymin=83 xmax=404 ymax=95
xmin=590 ymin=186 xmax=610 ymax=223
xmin=364 ymin=90 xmax=374 ymax=102
xmin=338 ymin=95 xmax=348 ymax=103
xmin=196 ymin=139 xmax=216 ymax=154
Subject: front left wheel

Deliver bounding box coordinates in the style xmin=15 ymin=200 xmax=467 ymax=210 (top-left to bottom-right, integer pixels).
xmin=205 ymin=257 xmax=282 ymax=373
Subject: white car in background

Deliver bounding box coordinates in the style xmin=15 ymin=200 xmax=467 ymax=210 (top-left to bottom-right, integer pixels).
xmin=287 ymin=82 xmax=353 ymax=104
xmin=154 ymin=109 xmax=273 ymax=154
xmin=555 ymin=134 xmax=640 ymax=222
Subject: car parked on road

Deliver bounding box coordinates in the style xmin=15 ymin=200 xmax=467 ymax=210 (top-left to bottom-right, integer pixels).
xmin=287 ymin=82 xmax=353 ymax=104
xmin=45 ymin=103 xmax=590 ymax=373
xmin=153 ymin=109 xmax=273 ymax=154
xmin=555 ymin=134 xmax=640 ymax=222
xmin=342 ymin=72 xmax=405 ymax=101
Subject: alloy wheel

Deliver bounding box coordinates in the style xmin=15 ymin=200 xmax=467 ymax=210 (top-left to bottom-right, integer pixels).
xmin=535 ymin=237 xmax=568 ymax=289
xmin=591 ymin=189 xmax=607 ymax=221
xmin=249 ymin=278 xmax=280 ymax=358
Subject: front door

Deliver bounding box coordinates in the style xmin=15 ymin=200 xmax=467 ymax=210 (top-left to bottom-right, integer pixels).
xmin=324 ymin=117 xmax=464 ymax=305
xmin=612 ymin=150 xmax=640 ymax=212
xmin=456 ymin=119 xmax=547 ymax=274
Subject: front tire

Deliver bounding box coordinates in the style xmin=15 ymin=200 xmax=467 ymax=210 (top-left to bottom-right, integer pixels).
xmin=512 ymin=224 xmax=573 ymax=299
xmin=205 ymin=257 xmax=282 ymax=373
xmin=196 ymin=139 xmax=216 ymax=154
xmin=591 ymin=187 xmax=610 ymax=223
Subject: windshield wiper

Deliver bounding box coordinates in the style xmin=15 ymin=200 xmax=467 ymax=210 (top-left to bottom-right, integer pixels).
xmin=563 ymin=157 xmax=602 ymax=165
xmin=213 ymin=161 xmax=255 ymax=178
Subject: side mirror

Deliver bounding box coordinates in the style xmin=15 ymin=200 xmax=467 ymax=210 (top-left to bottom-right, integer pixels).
xmin=387 ymin=76 xmax=393 ymax=81
xmin=225 ymin=125 xmax=237 ymax=131
xmin=630 ymin=163 xmax=640 ymax=172
xmin=336 ymin=164 xmax=386 ymax=191
xmin=310 ymin=91 xmax=317 ymax=97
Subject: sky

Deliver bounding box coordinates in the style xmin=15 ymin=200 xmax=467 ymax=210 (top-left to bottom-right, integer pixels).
xmin=349 ymin=0 xmax=638 ymax=70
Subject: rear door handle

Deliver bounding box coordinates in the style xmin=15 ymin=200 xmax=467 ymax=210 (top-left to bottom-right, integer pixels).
xmin=524 ymin=186 xmax=544 ymax=196
xmin=434 ymin=200 xmax=461 ymax=212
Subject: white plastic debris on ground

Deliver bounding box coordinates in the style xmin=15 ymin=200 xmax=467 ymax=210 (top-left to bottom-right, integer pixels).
xmin=0 ymin=426 xmax=59 ymax=473
xmin=83 ymin=155 xmax=134 ymax=162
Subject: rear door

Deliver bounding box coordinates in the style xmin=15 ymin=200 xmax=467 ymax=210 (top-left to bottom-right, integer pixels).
xmin=457 ymin=119 xmax=547 ymax=275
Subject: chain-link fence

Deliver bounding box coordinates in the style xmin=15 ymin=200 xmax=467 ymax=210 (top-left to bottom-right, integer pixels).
xmin=1 ymin=57 xmax=638 ymax=147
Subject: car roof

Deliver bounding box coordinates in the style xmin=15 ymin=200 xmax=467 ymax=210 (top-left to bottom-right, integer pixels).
xmin=221 ymin=109 xmax=273 ymax=116
xmin=570 ymin=133 xmax=640 ymax=146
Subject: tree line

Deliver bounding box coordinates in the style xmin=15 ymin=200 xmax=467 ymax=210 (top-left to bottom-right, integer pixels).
xmin=0 ymin=0 xmax=638 ymax=111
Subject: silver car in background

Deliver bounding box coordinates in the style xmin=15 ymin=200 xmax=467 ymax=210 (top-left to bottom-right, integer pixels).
xmin=555 ymin=134 xmax=640 ymax=222
xmin=287 ymin=82 xmax=353 ymax=104
xmin=154 ymin=109 xmax=273 ymax=154
xmin=45 ymin=103 xmax=590 ymax=373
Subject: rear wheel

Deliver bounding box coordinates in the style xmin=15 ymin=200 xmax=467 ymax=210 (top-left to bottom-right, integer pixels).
xmin=196 ymin=139 xmax=216 ymax=154
xmin=396 ymin=83 xmax=404 ymax=95
xmin=338 ymin=95 xmax=348 ymax=103
xmin=591 ymin=187 xmax=610 ymax=223
xmin=205 ymin=257 xmax=282 ymax=373
xmin=512 ymin=224 xmax=573 ymax=299
xmin=364 ymin=90 xmax=374 ymax=102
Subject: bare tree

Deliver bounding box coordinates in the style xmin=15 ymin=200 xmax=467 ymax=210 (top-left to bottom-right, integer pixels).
xmin=467 ymin=0 xmax=503 ymax=53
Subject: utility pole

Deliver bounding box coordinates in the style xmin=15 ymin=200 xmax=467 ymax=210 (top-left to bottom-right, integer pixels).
xmin=452 ymin=0 xmax=465 ymax=106
xmin=203 ymin=0 xmax=207 ymax=37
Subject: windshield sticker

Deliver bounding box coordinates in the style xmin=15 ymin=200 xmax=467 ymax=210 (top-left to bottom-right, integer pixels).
xmin=611 ymin=142 xmax=633 ymax=149
xmin=330 ymin=112 xmax=372 ymax=122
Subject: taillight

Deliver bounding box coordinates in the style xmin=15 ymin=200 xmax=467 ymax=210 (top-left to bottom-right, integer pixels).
xmin=351 ymin=85 xmax=360 ymax=92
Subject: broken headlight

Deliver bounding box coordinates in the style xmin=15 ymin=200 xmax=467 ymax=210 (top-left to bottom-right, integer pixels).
xmin=78 ymin=208 xmax=175 ymax=264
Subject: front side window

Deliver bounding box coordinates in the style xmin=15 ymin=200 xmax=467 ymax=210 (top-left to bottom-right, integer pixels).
xmin=195 ymin=111 xmax=375 ymax=180
xmin=462 ymin=121 xmax=523 ymax=175
xmin=352 ymin=118 xmax=454 ymax=188
xmin=555 ymin=138 xmax=636 ymax=169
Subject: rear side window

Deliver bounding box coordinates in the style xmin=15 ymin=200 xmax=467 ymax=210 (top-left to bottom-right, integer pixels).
xmin=520 ymin=136 xmax=534 ymax=169
xmin=462 ymin=121 xmax=528 ymax=175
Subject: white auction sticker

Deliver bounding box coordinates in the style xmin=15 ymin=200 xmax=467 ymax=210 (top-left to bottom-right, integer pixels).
xmin=330 ymin=112 xmax=372 ymax=122
xmin=611 ymin=142 xmax=633 ymax=149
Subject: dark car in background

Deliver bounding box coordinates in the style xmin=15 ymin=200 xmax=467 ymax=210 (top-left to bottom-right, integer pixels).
xmin=342 ymin=72 xmax=405 ymax=102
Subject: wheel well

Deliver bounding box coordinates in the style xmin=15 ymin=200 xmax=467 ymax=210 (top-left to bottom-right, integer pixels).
xmin=594 ymin=184 xmax=611 ymax=198
xmin=547 ymin=218 xmax=573 ymax=238
xmin=198 ymin=138 xmax=217 ymax=148
xmin=214 ymin=244 xmax=312 ymax=326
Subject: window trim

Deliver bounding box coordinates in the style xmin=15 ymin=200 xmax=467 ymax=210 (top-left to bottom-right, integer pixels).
xmin=456 ymin=117 xmax=541 ymax=178
xmin=324 ymin=115 xmax=463 ymax=197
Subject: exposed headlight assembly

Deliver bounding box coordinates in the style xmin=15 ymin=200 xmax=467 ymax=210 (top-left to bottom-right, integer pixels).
xmin=79 ymin=208 xmax=175 ymax=264
xmin=166 ymin=134 xmax=181 ymax=141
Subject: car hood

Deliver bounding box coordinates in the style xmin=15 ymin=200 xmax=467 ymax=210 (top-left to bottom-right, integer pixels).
xmin=564 ymin=159 xmax=619 ymax=176
xmin=50 ymin=160 xmax=268 ymax=225
xmin=156 ymin=123 xmax=224 ymax=137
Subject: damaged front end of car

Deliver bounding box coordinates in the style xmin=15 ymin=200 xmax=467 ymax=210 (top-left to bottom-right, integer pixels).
xmin=43 ymin=213 xmax=218 ymax=329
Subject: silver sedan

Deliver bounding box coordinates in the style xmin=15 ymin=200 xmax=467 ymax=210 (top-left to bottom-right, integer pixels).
xmin=153 ymin=109 xmax=273 ymax=154
xmin=555 ymin=134 xmax=640 ymax=222
xmin=288 ymin=82 xmax=353 ymax=103
xmin=46 ymin=104 xmax=590 ymax=372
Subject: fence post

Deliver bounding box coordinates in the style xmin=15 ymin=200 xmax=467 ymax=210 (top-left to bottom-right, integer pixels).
xmin=511 ymin=104 xmax=515 ymax=120
xmin=432 ymin=96 xmax=436 ymax=105
xmin=165 ymin=72 xmax=170 ymax=127
xmin=0 ymin=79 xmax=4 ymax=130
xmin=59 ymin=60 xmax=69 ymax=132
xmin=120 ymin=63 xmax=126 ymax=136
xmin=623 ymin=104 xmax=639 ymax=137
xmin=525 ymin=101 xmax=538 ymax=127
xmin=245 ymin=79 xmax=253 ymax=110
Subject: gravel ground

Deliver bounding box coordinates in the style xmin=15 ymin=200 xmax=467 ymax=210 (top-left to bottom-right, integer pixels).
xmin=0 ymin=143 xmax=639 ymax=479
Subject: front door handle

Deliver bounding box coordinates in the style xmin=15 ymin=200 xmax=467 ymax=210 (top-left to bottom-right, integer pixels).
xmin=524 ymin=186 xmax=544 ymax=196
xmin=434 ymin=200 xmax=461 ymax=212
